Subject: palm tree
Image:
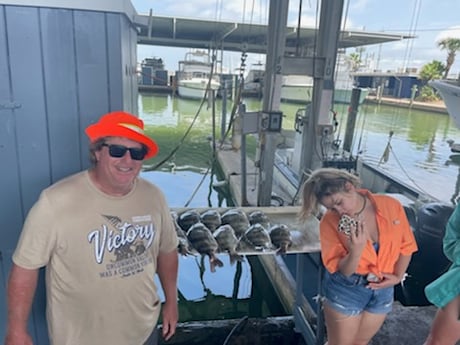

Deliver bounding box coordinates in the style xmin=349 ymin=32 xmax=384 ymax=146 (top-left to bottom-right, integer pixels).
xmin=418 ymin=60 xmax=445 ymax=101
xmin=437 ymin=38 xmax=460 ymax=79
xmin=347 ymin=52 xmax=362 ymax=72
xmin=419 ymin=60 xmax=445 ymax=82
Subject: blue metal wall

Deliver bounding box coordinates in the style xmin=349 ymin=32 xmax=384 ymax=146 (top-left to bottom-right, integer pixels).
xmin=0 ymin=3 xmax=138 ymax=343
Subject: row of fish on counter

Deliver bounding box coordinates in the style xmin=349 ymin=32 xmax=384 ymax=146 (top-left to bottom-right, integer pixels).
xmin=171 ymin=208 xmax=293 ymax=272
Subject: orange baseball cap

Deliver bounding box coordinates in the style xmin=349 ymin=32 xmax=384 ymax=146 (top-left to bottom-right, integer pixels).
xmin=85 ymin=111 xmax=158 ymax=159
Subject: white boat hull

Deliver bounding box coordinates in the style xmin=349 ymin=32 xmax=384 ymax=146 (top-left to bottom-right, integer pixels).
xmin=177 ymin=79 xmax=220 ymax=99
xmin=280 ymin=84 xmax=313 ymax=103
xmin=280 ymin=84 xmax=369 ymax=104
xmin=430 ymin=80 xmax=460 ymax=129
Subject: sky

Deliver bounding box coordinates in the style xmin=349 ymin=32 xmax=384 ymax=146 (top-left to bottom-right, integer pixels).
xmin=131 ymin=0 xmax=460 ymax=77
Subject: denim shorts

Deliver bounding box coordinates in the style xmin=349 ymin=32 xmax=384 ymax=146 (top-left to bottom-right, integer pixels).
xmin=322 ymin=270 xmax=394 ymax=316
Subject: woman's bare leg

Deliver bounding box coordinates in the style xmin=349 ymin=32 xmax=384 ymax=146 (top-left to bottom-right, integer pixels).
xmin=424 ymin=296 xmax=460 ymax=345
xmin=323 ymin=305 xmax=387 ymax=345
xmin=353 ymin=311 xmax=387 ymax=345
xmin=323 ymin=304 xmax=361 ymax=345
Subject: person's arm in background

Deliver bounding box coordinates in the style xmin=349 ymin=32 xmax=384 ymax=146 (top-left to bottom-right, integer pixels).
xmin=4 ymin=264 xmax=39 ymax=345
xmin=443 ymin=204 xmax=460 ymax=265
xmin=157 ymin=249 xmax=179 ymax=341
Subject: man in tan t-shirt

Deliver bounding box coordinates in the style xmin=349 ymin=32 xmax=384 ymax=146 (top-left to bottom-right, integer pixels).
xmin=5 ymin=111 xmax=179 ymax=345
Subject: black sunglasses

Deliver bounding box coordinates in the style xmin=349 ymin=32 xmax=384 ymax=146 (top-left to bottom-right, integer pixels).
xmin=101 ymin=143 xmax=147 ymax=161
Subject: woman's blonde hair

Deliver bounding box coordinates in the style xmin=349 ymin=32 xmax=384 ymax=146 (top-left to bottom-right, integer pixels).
xmin=299 ymin=168 xmax=361 ymax=219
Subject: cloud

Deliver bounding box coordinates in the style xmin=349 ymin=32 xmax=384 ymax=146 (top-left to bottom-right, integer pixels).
xmin=436 ymin=26 xmax=460 ymax=42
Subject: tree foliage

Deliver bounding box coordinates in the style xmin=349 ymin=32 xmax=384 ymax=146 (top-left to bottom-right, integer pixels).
xmin=437 ymin=37 xmax=460 ymax=78
xmin=347 ymin=52 xmax=362 ymax=72
xmin=418 ymin=60 xmax=445 ymax=82
xmin=417 ymin=61 xmax=445 ymax=102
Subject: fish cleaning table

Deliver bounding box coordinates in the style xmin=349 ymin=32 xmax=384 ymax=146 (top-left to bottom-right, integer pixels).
xmin=172 ymin=206 xmax=324 ymax=344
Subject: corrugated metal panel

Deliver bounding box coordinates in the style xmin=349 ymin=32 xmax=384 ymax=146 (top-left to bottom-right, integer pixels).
xmin=0 ymin=3 xmax=138 ymax=342
xmin=74 ymin=10 xmax=111 ymax=139
xmin=7 ymin=6 xmax=52 ymax=214
xmin=0 ymin=6 xmax=25 ymax=252
xmin=41 ymin=8 xmax=82 ymax=182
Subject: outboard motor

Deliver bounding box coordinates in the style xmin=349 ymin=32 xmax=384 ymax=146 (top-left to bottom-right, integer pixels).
xmin=400 ymin=202 xmax=454 ymax=306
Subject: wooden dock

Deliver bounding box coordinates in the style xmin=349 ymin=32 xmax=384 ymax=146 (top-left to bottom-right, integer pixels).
xmin=365 ymin=96 xmax=448 ymax=114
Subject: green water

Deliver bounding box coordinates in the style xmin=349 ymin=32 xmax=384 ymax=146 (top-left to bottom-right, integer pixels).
xmin=140 ymin=94 xmax=289 ymax=322
xmin=139 ymin=92 xmax=460 ymax=204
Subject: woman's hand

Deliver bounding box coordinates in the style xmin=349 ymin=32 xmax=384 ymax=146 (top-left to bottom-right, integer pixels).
xmin=348 ymin=220 xmax=367 ymax=253
xmin=367 ymin=272 xmax=401 ymax=289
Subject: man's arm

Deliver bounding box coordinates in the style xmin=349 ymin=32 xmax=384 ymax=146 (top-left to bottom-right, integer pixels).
xmin=4 ymin=264 xmax=39 ymax=345
xmin=156 ymin=249 xmax=179 ymax=341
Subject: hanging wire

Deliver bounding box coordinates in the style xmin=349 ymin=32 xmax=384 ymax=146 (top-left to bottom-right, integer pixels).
xmin=219 ymin=0 xmax=259 ymax=147
xmin=402 ymin=0 xmax=422 ymax=71
xmin=147 ymin=58 xmax=216 ymax=172
xmin=296 ymin=0 xmax=303 ymax=56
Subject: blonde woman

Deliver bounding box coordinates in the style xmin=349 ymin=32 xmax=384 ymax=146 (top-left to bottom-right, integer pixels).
xmin=299 ymin=168 xmax=417 ymax=345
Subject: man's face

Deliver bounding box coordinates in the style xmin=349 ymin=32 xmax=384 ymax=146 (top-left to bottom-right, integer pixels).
xmin=93 ymin=136 xmax=144 ymax=196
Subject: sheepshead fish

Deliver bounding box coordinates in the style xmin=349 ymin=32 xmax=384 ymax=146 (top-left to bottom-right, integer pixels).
xmin=248 ymin=210 xmax=271 ymax=229
xmin=213 ymin=224 xmax=243 ymax=264
xmin=221 ymin=208 xmax=250 ymax=239
xmin=186 ymin=222 xmax=223 ymax=272
xmin=178 ymin=209 xmax=201 ymax=232
xmin=242 ymin=223 xmax=272 ymax=251
xmin=200 ymin=209 xmax=222 ymax=233
xmin=269 ymin=224 xmax=292 ymax=255
xmin=172 ymin=216 xmax=193 ymax=256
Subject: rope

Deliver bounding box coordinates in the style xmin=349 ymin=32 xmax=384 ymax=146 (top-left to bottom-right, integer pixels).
xmin=381 ymin=143 xmax=436 ymax=201
xmin=222 ymin=316 xmax=249 ymax=345
xmin=147 ymin=49 xmax=219 ymax=171
xmin=184 ymin=166 xmax=211 ymax=207
xmin=378 ymin=131 xmax=393 ymax=165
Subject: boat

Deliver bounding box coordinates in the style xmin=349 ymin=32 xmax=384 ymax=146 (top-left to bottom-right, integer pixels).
xmin=138 ymin=57 xmax=171 ymax=92
xmin=447 ymin=139 xmax=460 ymax=153
xmin=176 ymin=50 xmax=221 ymax=100
xmin=430 ymin=79 xmax=460 ymax=128
xmin=241 ymin=62 xmax=265 ymax=98
xmin=280 ymin=54 xmax=369 ymax=104
xmin=280 ymin=74 xmax=314 ymax=103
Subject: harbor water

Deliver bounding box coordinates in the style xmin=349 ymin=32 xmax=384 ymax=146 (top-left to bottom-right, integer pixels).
xmin=139 ymin=92 xmax=460 ymax=205
xmin=138 ymin=92 xmax=460 ymax=323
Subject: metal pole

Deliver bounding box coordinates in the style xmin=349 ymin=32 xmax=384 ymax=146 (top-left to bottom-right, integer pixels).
xmin=300 ymin=0 xmax=345 ymax=173
xmin=221 ymin=82 xmax=227 ymax=140
xmin=342 ymin=88 xmax=361 ymax=153
xmin=257 ymin=0 xmax=289 ymax=206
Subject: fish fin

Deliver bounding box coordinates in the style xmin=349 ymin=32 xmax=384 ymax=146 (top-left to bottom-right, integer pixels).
xmin=229 ymin=252 xmax=244 ymax=265
xmin=276 ymin=247 xmax=287 ymax=256
xmin=209 ymin=255 xmax=224 ymax=272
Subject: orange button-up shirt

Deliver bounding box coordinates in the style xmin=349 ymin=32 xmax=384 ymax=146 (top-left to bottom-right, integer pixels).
xmin=320 ymin=190 xmax=418 ymax=278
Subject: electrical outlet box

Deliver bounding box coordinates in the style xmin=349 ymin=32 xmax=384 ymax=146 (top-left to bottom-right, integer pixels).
xmin=317 ymin=124 xmax=333 ymax=136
